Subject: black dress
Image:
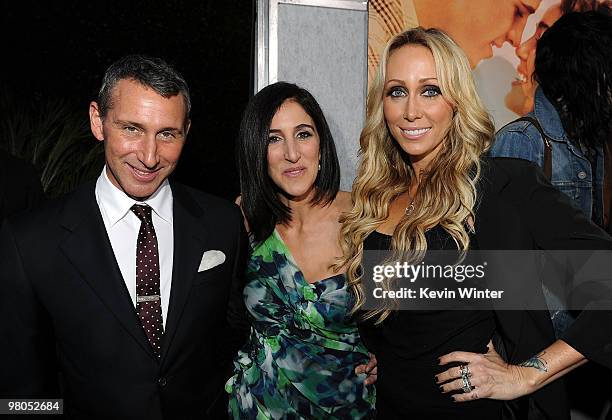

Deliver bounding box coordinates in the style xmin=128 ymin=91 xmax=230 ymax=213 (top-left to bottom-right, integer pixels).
xmin=361 ymin=227 xmax=503 ymax=419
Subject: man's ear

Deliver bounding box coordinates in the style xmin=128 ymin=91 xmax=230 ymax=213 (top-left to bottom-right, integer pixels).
xmin=89 ymin=101 xmax=105 ymax=142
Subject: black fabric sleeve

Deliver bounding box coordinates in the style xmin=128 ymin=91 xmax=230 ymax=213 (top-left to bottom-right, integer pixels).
xmin=0 ymin=220 xmax=59 ymax=398
xmin=357 ymin=320 xmax=383 ymax=355
xmin=207 ymin=206 xmax=250 ymax=416
xmin=225 ymin=208 xmax=251 ymax=353
xmin=514 ymin=162 xmax=612 ymax=369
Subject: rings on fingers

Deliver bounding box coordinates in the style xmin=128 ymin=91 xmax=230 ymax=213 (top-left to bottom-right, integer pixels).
xmin=461 ymin=374 xmax=473 ymax=393
xmin=459 ymin=364 xmax=473 ymax=393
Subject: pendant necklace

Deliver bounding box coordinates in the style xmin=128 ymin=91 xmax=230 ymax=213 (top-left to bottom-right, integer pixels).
xmin=405 ymin=191 xmax=416 ymax=215
xmin=406 ymin=175 xmax=422 ymax=216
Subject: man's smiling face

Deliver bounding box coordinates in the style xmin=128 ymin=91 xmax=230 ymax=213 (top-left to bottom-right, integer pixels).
xmin=89 ymin=78 xmax=190 ymax=200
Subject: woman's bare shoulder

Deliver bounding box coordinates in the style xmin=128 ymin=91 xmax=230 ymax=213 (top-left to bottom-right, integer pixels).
xmin=334 ymin=191 xmax=353 ymax=213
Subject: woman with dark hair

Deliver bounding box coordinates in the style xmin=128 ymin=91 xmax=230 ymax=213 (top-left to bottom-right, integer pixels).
xmin=493 ymin=11 xmax=612 ymax=232
xmin=504 ymin=0 xmax=610 ymax=116
xmin=225 ymin=82 xmax=375 ymax=419
xmin=492 ymin=10 xmax=612 ymax=418
xmin=337 ymin=26 xmax=612 ymax=419
xmin=494 ymin=10 xmax=612 ymax=339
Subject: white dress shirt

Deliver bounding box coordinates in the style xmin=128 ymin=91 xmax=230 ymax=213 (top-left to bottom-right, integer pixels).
xmin=95 ymin=167 xmax=173 ymax=328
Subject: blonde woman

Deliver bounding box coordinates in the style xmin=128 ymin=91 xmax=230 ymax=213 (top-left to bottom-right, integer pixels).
xmin=338 ymin=28 xmax=612 ymax=419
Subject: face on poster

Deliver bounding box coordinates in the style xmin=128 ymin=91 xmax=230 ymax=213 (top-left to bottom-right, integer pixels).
xmin=367 ymin=0 xmax=571 ymax=127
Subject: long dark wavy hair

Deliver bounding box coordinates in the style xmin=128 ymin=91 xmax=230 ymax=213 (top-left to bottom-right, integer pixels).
xmin=535 ymin=11 xmax=612 ymax=149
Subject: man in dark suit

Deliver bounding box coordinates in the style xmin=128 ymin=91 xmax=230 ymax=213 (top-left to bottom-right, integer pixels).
xmin=0 ymin=55 xmax=247 ymax=418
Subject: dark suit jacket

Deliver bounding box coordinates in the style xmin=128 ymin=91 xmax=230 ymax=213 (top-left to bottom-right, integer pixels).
xmin=0 ymin=150 xmax=44 ymax=221
xmin=0 ymin=180 xmax=248 ymax=419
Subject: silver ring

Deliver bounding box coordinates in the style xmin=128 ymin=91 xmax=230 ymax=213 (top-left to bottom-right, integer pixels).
xmin=461 ymin=374 xmax=473 ymax=393
xmin=460 ymin=364 xmax=471 ymax=378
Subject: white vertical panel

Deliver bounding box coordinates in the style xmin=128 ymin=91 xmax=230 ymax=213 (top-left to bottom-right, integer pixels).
xmin=255 ymin=0 xmax=269 ymax=92
xmin=256 ymin=0 xmax=368 ymax=191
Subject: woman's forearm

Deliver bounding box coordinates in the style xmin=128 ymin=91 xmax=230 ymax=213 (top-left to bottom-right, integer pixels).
xmin=438 ymin=338 xmax=589 ymax=401
xmin=519 ymin=339 xmax=586 ymax=392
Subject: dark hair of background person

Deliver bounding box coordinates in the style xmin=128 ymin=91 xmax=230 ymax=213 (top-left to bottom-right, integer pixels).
xmin=0 ymin=150 xmax=45 ymax=221
xmin=535 ymin=11 xmax=612 ymax=150
xmin=237 ymin=82 xmax=340 ymax=243
xmin=561 ymin=0 xmax=612 ymax=13
xmin=97 ymin=54 xmax=191 ymax=123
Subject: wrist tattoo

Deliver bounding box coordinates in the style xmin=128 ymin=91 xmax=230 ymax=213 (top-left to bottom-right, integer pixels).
xmin=519 ymin=351 xmax=548 ymax=372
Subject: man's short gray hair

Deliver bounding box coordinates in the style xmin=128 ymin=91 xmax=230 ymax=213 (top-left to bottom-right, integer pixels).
xmin=97 ymin=54 xmax=191 ymax=121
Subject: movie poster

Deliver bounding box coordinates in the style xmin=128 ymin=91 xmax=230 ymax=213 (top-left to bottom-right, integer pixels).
xmin=367 ymin=0 xmax=573 ymax=128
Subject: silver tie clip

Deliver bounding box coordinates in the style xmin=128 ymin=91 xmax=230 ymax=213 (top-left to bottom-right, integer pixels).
xmin=137 ymin=295 xmax=161 ymax=303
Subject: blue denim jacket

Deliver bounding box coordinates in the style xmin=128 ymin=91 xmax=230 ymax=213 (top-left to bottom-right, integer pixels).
xmin=490 ymin=87 xmax=606 ymax=336
xmin=490 ymin=87 xmax=605 ymax=226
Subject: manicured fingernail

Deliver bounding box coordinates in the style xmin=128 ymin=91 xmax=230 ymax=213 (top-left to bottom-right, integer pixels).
xmin=451 ymin=396 xmax=457 ymax=402
xmin=439 ymin=385 xmax=444 ymax=392
xmin=434 ymin=375 xmax=439 ymax=382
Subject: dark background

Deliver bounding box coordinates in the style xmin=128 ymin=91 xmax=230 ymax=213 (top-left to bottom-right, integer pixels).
xmin=0 ymin=0 xmax=254 ymax=200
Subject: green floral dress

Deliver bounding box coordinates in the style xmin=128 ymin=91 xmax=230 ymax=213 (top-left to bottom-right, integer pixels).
xmin=226 ymin=230 xmax=375 ymax=419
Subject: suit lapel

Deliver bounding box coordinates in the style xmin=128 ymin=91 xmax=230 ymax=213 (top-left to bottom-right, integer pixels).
xmin=58 ymin=183 xmax=156 ymax=360
xmin=160 ymin=183 xmax=209 ymax=363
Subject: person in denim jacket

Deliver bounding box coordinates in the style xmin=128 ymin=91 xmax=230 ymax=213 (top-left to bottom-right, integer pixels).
xmin=490 ymin=12 xmax=612 ymax=337
xmin=491 ymin=13 xmax=612 ymax=420
xmin=492 ymin=86 xmax=606 ymax=228
xmin=491 ymin=11 xmax=610 ymax=230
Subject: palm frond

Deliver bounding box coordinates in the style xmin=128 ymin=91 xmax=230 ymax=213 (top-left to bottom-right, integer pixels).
xmin=0 ymin=88 xmax=104 ymax=197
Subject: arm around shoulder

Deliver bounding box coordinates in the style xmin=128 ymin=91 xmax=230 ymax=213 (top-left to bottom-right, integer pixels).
xmin=221 ymin=205 xmax=250 ymax=357
xmin=335 ymin=191 xmax=353 ymax=214
xmin=234 ymin=195 xmax=250 ymax=234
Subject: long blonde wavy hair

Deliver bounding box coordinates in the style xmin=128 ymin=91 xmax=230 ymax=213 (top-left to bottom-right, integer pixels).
xmin=337 ymin=28 xmax=495 ymax=324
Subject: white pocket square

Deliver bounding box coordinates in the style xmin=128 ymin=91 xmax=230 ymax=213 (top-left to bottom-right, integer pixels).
xmin=198 ymin=250 xmax=226 ymax=272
